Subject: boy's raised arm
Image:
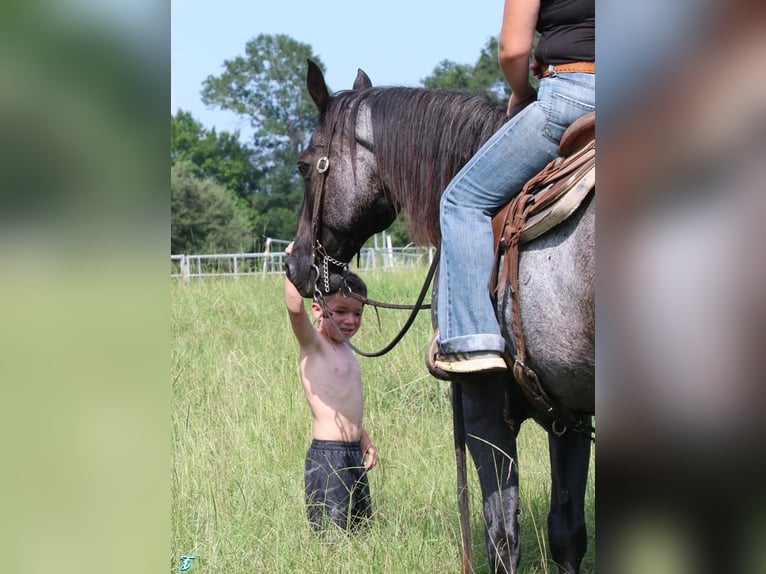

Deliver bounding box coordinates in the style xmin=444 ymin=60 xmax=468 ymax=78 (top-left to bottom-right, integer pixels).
xmin=284 ymin=243 xmax=318 ymax=350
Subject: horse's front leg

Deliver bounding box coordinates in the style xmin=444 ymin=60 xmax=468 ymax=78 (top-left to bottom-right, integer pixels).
xmin=459 ymin=375 xmax=520 ymax=574
xmin=547 ymin=419 xmax=592 ymax=574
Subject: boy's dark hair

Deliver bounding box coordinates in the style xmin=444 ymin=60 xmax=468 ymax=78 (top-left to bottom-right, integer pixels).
xmin=314 ymin=272 xmax=367 ymax=302
xmin=343 ymin=272 xmax=367 ymax=299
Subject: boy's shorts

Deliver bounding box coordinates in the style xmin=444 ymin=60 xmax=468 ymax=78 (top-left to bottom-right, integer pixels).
xmin=304 ymin=439 xmax=372 ymax=532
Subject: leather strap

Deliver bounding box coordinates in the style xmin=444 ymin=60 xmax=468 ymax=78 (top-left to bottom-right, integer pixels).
xmin=489 ymin=127 xmax=596 ymax=440
xmin=540 ymin=61 xmax=595 ymax=77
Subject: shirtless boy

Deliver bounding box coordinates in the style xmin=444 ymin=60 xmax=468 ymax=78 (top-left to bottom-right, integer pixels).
xmin=284 ymin=243 xmax=377 ymax=532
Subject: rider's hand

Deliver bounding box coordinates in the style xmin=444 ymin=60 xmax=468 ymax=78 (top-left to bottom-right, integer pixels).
xmin=506 ymin=86 xmax=537 ymax=119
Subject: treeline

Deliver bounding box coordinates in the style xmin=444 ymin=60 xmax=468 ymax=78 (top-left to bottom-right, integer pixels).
xmin=171 ymin=34 xmax=516 ymax=254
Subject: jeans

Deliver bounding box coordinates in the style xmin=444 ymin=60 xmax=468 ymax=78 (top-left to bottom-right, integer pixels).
xmin=437 ymin=72 xmax=596 ymax=354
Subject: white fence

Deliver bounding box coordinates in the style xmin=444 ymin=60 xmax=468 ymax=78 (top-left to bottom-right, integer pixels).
xmin=171 ymin=237 xmax=435 ymax=282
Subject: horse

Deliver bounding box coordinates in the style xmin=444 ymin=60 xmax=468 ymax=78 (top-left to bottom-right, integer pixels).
xmin=286 ymin=60 xmax=594 ymax=574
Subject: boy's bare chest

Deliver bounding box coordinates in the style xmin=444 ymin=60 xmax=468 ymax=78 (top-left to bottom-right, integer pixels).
xmin=302 ymin=344 xmax=360 ymax=382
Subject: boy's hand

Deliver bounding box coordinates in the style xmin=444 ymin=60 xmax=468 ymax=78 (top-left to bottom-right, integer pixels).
xmin=284 ymin=241 xmax=294 ymax=274
xmin=362 ymin=443 xmax=377 ymax=471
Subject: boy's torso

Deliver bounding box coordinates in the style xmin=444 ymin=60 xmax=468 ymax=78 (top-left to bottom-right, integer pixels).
xmin=300 ymin=340 xmax=364 ymax=442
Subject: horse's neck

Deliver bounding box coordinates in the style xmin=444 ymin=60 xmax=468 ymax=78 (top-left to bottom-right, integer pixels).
xmin=375 ymin=92 xmax=504 ymax=245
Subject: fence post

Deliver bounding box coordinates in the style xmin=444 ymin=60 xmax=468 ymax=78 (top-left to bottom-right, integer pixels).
xmin=263 ymin=238 xmax=271 ymax=277
xmin=384 ymin=233 xmax=393 ymax=268
xmin=180 ymin=255 xmax=189 ymax=284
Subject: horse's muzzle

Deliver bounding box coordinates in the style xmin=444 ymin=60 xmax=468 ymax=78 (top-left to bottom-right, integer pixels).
xmin=286 ymin=242 xmax=348 ymax=298
xmin=285 ymin=251 xmax=315 ymax=299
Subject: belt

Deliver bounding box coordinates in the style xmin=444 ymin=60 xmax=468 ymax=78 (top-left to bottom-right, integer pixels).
xmin=540 ymin=61 xmax=595 ymax=78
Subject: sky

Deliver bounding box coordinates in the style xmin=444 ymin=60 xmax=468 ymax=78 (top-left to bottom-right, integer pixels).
xmin=171 ymin=0 xmax=503 ymax=136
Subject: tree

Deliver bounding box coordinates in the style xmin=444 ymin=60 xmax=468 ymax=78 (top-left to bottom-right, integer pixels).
xmin=171 ymin=110 xmax=260 ymax=198
xmin=422 ymin=37 xmax=506 ymax=101
xmin=171 ymin=162 xmax=253 ymax=254
xmin=199 ymin=34 xmax=327 ymax=249
xmin=422 ymin=60 xmax=478 ymax=92
xmin=421 ymin=36 xmax=539 ymax=99
xmin=201 ymin=34 xmax=323 ymax=168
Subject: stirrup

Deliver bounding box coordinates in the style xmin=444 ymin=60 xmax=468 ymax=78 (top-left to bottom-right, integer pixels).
xmin=425 ymin=329 xmax=451 ymax=381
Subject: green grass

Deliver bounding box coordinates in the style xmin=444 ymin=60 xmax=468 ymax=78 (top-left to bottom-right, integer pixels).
xmin=171 ymin=269 xmax=595 ymax=573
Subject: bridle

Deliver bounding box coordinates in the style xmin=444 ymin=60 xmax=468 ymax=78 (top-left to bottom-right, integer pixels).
xmin=306 ymin=122 xmax=437 ymax=357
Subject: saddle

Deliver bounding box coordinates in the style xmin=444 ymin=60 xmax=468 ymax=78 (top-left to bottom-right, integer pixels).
xmin=491 ymin=111 xmax=595 ymax=292
xmin=428 ymin=113 xmax=595 ymax=436
xmin=492 ymin=112 xmax=594 ymax=436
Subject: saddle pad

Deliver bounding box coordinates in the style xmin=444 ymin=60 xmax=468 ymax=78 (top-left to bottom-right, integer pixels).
xmin=520 ymin=164 xmax=595 ymax=243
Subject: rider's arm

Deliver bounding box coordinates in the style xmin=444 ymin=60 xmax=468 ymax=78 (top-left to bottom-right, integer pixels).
xmin=498 ymin=0 xmax=540 ymax=111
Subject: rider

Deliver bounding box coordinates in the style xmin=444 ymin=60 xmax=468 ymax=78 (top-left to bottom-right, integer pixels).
xmin=433 ymin=0 xmax=595 ymax=374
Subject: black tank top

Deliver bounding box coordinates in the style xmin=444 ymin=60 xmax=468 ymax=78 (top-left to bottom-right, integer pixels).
xmin=534 ymin=0 xmax=595 ymax=65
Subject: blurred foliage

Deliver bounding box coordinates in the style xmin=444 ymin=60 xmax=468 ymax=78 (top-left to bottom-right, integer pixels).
xmin=0 ymin=2 xmax=166 ymax=230
xmin=0 ymin=2 xmax=169 ymax=574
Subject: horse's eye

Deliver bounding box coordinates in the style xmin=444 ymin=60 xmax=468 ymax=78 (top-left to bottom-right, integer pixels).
xmin=297 ymin=161 xmax=311 ymax=178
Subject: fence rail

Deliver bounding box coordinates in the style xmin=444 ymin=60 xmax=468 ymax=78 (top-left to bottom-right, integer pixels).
xmin=171 ymin=242 xmax=435 ymax=282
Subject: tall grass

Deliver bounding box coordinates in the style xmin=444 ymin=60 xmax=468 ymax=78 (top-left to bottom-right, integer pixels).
xmin=171 ymin=269 xmax=595 ymax=573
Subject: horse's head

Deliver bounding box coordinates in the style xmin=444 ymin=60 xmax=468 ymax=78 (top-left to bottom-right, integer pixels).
xmin=286 ymin=60 xmax=397 ymax=298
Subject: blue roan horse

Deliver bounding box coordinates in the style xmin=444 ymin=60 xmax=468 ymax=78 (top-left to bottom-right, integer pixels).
xmin=286 ymin=60 xmax=594 ymax=574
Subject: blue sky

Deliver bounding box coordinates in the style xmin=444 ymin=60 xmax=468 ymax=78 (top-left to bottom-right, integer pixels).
xmin=171 ymin=0 xmax=502 ymax=135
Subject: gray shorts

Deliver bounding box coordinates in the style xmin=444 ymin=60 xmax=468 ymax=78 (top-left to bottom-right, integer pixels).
xmin=304 ymin=439 xmax=372 ymax=532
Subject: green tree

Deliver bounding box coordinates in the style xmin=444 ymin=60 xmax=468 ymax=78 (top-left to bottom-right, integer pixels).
xmin=199 ymin=34 xmax=326 ymax=248
xmin=421 ymin=36 xmax=539 ymax=99
xmin=171 ymin=162 xmax=253 ymax=254
xmin=422 ymin=60 xmax=478 ymax=92
xmin=171 ymin=110 xmax=260 ymax=197
xmin=201 ymin=34 xmax=323 ymax=173
xmin=422 ymin=37 xmax=505 ymax=100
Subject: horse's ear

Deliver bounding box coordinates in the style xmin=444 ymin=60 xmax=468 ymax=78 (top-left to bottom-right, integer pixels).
xmin=306 ymin=59 xmax=329 ymax=114
xmin=353 ymin=68 xmax=372 ymax=90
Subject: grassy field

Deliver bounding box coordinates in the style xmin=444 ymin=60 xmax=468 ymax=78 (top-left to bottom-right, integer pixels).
xmin=171 ymin=269 xmax=595 ymax=573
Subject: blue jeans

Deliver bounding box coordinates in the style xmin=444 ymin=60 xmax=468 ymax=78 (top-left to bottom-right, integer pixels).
xmin=437 ymin=72 xmax=595 ymax=354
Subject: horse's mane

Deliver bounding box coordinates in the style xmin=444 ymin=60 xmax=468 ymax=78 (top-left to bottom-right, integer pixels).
xmin=323 ymin=87 xmax=506 ymax=245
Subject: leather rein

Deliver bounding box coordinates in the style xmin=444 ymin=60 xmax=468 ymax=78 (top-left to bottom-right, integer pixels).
xmin=307 ymin=131 xmax=434 ymax=358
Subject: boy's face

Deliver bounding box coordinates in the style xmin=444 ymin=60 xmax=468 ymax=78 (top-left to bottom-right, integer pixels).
xmin=312 ymin=293 xmax=364 ymax=343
